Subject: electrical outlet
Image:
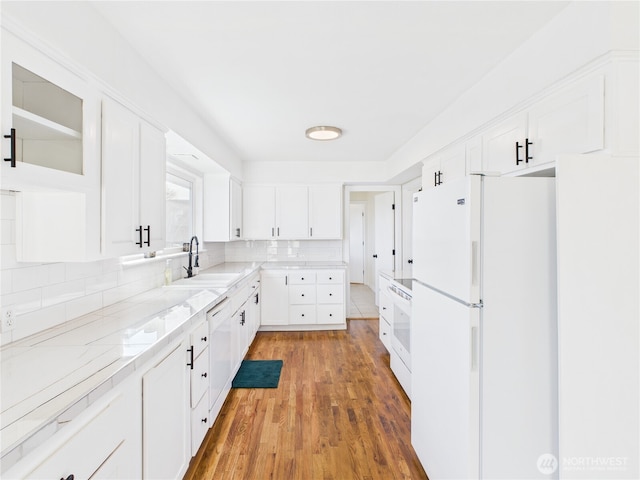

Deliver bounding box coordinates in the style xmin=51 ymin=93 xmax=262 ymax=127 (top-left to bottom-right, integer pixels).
xmin=1 ymin=308 xmax=15 ymax=332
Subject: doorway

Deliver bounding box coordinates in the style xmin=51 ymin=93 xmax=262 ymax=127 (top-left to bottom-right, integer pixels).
xmin=349 ymin=203 xmax=365 ymax=284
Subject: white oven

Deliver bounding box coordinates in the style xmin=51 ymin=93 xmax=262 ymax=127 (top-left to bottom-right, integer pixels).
xmin=388 ymin=279 xmax=412 ymax=397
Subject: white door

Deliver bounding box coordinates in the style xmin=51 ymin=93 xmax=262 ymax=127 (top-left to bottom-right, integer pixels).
xmin=102 ymin=98 xmax=140 ymax=256
xmin=349 ymin=203 xmax=365 ymax=283
xmin=308 ymin=184 xmax=342 ymax=239
xmin=412 ymin=177 xmax=480 ymax=304
xmin=139 ymin=120 xmax=166 ymax=251
xmin=276 ymin=185 xmax=308 ymax=239
xmin=243 ymin=185 xmax=275 ymax=239
xmin=373 ymin=191 xmax=395 ymax=303
xmin=411 ymin=282 xmax=479 ymax=480
xmin=142 ymin=340 xmax=190 ymax=480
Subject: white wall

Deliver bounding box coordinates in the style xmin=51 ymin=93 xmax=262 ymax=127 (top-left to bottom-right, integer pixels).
xmin=1 ymin=1 xmax=244 ymax=179
xmin=385 ymin=1 xmax=639 ymax=179
xmin=0 ymin=191 xmax=225 ymax=345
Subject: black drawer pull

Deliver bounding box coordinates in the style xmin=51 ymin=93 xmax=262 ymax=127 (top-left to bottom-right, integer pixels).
xmin=61 ymin=476 xmax=74 ymax=480
xmin=202 ymin=372 xmax=208 ymax=378
xmin=202 ymin=417 xmax=208 ymax=423
xmin=201 ymin=336 xmax=207 ymax=342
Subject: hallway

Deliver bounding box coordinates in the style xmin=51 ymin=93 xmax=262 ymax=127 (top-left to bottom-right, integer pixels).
xmin=348 ymin=283 xmax=379 ymax=319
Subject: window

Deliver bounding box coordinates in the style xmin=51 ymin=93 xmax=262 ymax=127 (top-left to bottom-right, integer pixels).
xmin=166 ymin=172 xmax=193 ymax=247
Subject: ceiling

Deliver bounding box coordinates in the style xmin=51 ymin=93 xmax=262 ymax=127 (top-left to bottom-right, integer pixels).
xmin=93 ymin=1 xmax=568 ymax=167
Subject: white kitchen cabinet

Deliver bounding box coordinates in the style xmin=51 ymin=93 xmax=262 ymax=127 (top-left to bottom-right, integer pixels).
xmin=188 ymin=318 xmax=210 ymax=456
xmin=204 ymin=174 xmax=243 ymax=241
xmin=421 ymin=144 xmax=467 ymax=190
xmin=481 ymin=113 xmax=529 ymax=175
xmin=378 ymin=274 xmax=393 ymax=351
xmin=1 ymin=29 xmax=102 ymax=262
xmin=243 ymin=185 xmax=276 ymax=239
xmin=102 ymin=97 xmax=166 ymax=257
xmin=142 ymin=338 xmax=190 ymax=480
xmin=230 ymin=303 xmax=248 ymax=375
xmin=276 ymin=185 xmax=309 ymax=239
xmin=308 ymin=184 xmax=343 ymax=239
xmin=527 ymin=74 xmax=604 ymax=166
xmin=247 ymin=276 xmax=261 ymax=339
xmin=260 ymin=270 xmax=289 ymax=326
xmin=243 ymin=184 xmax=343 ymax=240
xmin=0 ymin=29 xmax=100 ymax=193
xmin=261 ymin=268 xmax=346 ymax=329
xmin=3 ymin=378 xmax=141 ymax=480
xmin=482 ymin=74 xmax=605 ymax=175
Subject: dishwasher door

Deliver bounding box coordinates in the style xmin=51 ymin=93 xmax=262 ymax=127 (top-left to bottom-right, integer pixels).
xmin=208 ymin=299 xmax=231 ymax=417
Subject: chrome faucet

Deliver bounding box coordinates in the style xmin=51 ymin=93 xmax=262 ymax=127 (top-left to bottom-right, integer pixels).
xmin=184 ymin=235 xmax=199 ymax=278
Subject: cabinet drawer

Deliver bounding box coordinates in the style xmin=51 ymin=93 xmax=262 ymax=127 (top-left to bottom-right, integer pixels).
xmin=190 ymin=346 xmax=209 ymax=407
xmin=231 ymin=284 xmax=250 ymax=313
xmin=191 ymin=392 xmax=210 ymax=455
xmin=316 ymin=284 xmax=344 ymax=304
xmin=289 ymin=285 xmax=316 ymax=304
xmin=317 ymin=304 xmax=343 ymax=324
xmin=317 ymin=270 xmax=344 ymax=284
xmin=379 ymin=291 xmax=393 ymax=321
xmin=289 ymin=305 xmax=316 ymax=324
xmin=190 ymin=320 xmax=209 ymax=360
xmin=26 ymin=390 xmax=126 ymax=480
xmin=288 ymin=271 xmax=316 ymax=285
xmin=379 ymin=316 xmax=391 ymax=351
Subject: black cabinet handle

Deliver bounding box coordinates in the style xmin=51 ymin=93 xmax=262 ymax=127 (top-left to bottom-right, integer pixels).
xmin=201 ymin=372 xmax=207 ymax=378
xmin=254 ymin=293 xmax=259 ymax=305
xmin=433 ymin=171 xmax=437 ymax=187
xmin=201 ymin=417 xmax=207 ymax=423
xmin=516 ymin=141 xmax=524 ymax=165
xmin=201 ymin=336 xmax=207 ymax=342
xmin=329 ymin=313 xmax=333 ymax=317
xmin=4 ymin=128 xmax=16 ymax=168
xmin=329 ymin=293 xmax=332 ymax=296
xmin=235 ymin=227 xmax=241 ymax=238
xmin=301 ymin=293 xmax=305 ymax=297
xmin=187 ymin=346 xmax=194 ymax=369
xmin=135 ymin=226 xmax=143 ymax=247
xmin=373 ymin=254 xmax=378 ymax=258
xmin=525 ymin=138 xmax=533 ymax=163
xmin=60 ymin=476 xmax=74 ymax=480
xmin=144 ymin=225 xmax=151 ymax=246
xmin=435 ymin=170 xmax=443 ymax=186
xmin=277 ymin=227 xmax=280 ymax=236
xmin=301 ymin=313 xmax=305 ymax=317
xmin=271 ymin=227 xmax=275 ymax=237
xmin=329 ymin=277 xmax=332 ymax=280
xmin=241 ymin=311 xmax=245 ymax=325
xmin=408 ymin=259 xmax=414 ymax=264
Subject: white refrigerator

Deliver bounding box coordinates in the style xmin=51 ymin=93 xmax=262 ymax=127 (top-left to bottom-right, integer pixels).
xmin=411 ymin=175 xmax=558 ymax=479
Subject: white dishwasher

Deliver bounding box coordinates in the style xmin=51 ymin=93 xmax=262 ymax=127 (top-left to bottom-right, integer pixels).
xmin=208 ymin=299 xmax=232 ymax=425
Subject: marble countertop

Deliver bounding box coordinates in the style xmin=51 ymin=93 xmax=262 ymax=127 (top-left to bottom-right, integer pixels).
xmin=260 ymin=261 xmax=347 ymax=270
xmin=0 ymin=262 xmax=262 ymax=471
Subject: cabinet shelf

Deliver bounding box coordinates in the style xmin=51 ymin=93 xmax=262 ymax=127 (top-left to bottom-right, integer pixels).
xmin=13 ymin=106 xmax=82 ymax=141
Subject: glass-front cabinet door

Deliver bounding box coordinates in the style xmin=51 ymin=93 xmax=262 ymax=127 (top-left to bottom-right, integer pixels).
xmin=1 ymin=28 xmax=100 ymax=192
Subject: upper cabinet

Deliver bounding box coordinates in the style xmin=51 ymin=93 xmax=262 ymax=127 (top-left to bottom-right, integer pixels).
xmin=243 ymin=184 xmax=342 ymax=240
xmin=102 ymin=97 xmax=166 ymax=256
xmin=308 ymin=184 xmax=343 ymax=239
xmin=482 ymin=74 xmax=604 ymax=175
xmin=421 ymin=143 xmax=468 ymax=190
xmin=203 ymin=174 xmax=243 ymax=241
xmin=1 ymin=30 xmax=100 ymax=192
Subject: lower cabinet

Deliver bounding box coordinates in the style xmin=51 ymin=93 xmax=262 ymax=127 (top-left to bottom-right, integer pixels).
xmin=4 ymin=377 xmax=142 ymax=480
xmin=189 ymin=317 xmax=210 ymax=456
xmin=378 ymin=274 xmax=393 ymax=351
xmin=261 ymin=268 xmax=346 ymax=329
xmin=142 ymin=338 xmax=190 ymax=480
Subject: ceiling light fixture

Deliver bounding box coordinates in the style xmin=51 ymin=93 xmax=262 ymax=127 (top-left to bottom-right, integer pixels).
xmin=305 ymin=126 xmax=342 ymax=141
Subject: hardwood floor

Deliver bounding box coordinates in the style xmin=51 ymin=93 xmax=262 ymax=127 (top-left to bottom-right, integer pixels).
xmin=184 ymin=319 xmax=428 ymax=480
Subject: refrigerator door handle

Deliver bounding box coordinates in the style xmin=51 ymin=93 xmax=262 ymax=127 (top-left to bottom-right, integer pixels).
xmin=471 ymin=326 xmax=479 ymax=371
xmin=471 ymin=240 xmax=479 ymax=287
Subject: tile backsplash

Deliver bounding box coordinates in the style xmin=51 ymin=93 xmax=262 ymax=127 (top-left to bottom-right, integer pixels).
xmin=0 ymin=192 xmax=225 ymax=345
xmin=0 ymin=191 xmax=342 ymax=345
xmin=224 ymin=239 xmax=343 ymax=263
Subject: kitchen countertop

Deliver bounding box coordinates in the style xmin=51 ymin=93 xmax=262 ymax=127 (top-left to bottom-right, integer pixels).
xmin=260 ymin=261 xmax=347 ymax=269
xmin=0 ymin=262 xmax=262 ymax=471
